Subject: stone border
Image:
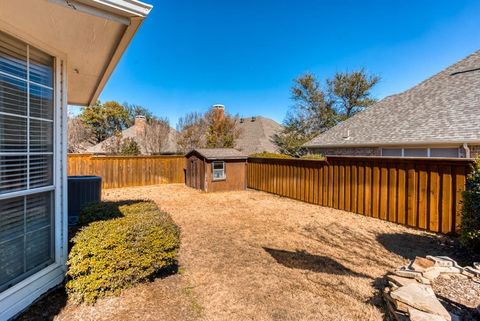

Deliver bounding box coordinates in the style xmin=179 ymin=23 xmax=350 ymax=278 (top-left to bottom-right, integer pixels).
xmin=383 ymin=256 xmax=480 ymax=321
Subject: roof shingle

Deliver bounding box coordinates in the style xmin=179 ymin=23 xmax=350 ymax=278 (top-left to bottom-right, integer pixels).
xmin=304 ymin=50 xmax=480 ymax=148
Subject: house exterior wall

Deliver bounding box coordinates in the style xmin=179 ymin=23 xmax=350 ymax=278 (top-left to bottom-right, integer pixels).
xmin=205 ymin=160 xmax=247 ymax=192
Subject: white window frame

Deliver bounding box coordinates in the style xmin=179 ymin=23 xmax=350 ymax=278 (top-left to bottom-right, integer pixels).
xmin=0 ymin=24 xmax=68 ymax=321
xmin=381 ymin=147 xmax=460 ymax=158
xmin=212 ymin=161 xmax=226 ymax=181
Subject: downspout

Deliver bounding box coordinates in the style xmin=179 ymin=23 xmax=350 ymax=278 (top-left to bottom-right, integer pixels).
xmin=463 ymin=143 xmax=471 ymax=158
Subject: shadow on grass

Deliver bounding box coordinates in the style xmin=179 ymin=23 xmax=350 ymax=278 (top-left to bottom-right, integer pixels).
xmin=376 ymin=233 xmax=480 ymax=266
xmin=263 ymin=247 xmax=370 ymax=278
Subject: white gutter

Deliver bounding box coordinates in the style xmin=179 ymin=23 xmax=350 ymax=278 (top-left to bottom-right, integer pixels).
xmin=49 ymin=0 xmax=153 ymax=18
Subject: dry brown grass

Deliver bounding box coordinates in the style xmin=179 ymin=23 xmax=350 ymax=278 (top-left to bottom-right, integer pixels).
xmin=18 ymin=184 xmax=473 ymax=321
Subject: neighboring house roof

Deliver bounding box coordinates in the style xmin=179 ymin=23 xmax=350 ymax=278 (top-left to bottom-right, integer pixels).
xmin=187 ymin=148 xmax=248 ymax=160
xmin=304 ymin=50 xmax=480 ymax=148
xmin=0 ymin=0 xmax=153 ymax=106
xmin=235 ymin=116 xmax=283 ymax=155
xmin=87 ymin=118 xmax=177 ymax=154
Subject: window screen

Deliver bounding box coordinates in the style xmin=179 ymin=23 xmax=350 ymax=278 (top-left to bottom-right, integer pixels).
xmin=0 ymin=31 xmax=55 ymax=292
xmin=382 ymin=148 xmax=402 ymax=157
xmin=212 ymin=161 xmax=225 ymax=180
xmin=430 ymin=148 xmax=458 ymax=158
xmin=404 ymin=148 xmax=428 ymax=157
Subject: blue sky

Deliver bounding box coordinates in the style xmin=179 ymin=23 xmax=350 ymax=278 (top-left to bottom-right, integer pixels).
xmin=95 ymin=0 xmax=480 ymax=126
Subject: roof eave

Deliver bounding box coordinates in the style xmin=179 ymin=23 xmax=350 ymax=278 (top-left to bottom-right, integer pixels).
xmin=87 ymin=15 xmax=145 ymax=106
xmin=85 ymin=0 xmax=153 ymax=17
xmin=53 ymin=0 xmax=153 ymax=106
xmin=304 ymin=139 xmax=480 ymax=149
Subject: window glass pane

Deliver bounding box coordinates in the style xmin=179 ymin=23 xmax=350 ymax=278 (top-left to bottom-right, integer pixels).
xmin=30 ymin=120 xmax=53 ymax=152
xmin=0 ymin=237 xmax=24 ymax=290
xmin=27 ymin=192 xmax=52 ymax=232
xmin=0 ymin=32 xmax=27 ymax=80
xmin=0 ymin=156 xmax=27 ymax=194
xmin=26 ymin=227 xmax=53 ymax=271
xmin=213 ymin=170 xmax=224 ymax=180
xmin=213 ymin=162 xmax=224 ymax=170
xmin=29 ymin=155 xmax=53 ymax=188
xmin=30 ymin=85 xmax=53 ymax=120
xmin=382 ymin=148 xmax=402 ymax=156
xmin=0 ymin=74 xmax=27 ymax=116
xmin=0 ymin=196 xmax=24 ymax=243
xmin=430 ymin=148 xmax=458 ymax=158
xmin=29 ymin=46 xmax=53 ymax=87
xmin=404 ymin=148 xmax=428 ymax=157
xmin=0 ymin=114 xmax=27 ymax=152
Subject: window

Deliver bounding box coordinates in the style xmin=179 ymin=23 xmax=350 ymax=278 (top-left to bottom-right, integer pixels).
xmin=381 ymin=148 xmax=402 ymax=157
xmin=403 ymin=148 xmax=428 ymax=157
xmin=0 ymin=31 xmax=55 ymax=292
xmin=212 ymin=161 xmax=225 ymax=180
xmin=430 ymin=148 xmax=459 ymax=158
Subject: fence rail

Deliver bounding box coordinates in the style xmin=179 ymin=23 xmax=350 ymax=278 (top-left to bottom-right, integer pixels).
xmin=68 ymin=154 xmax=185 ymax=189
xmin=247 ymin=156 xmax=473 ymax=234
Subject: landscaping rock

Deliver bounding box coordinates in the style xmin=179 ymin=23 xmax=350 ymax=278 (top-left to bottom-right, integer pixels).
xmin=394 ymin=267 xmax=423 ymax=279
xmin=411 ymin=256 xmax=435 ymax=272
xmin=414 ymin=275 xmax=431 ymax=285
xmin=474 ymin=262 xmax=479 ymax=270
xmin=463 ymin=266 xmax=480 ymax=278
xmin=408 ymin=307 xmax=448 ymax=321
xmin=390 ymin=283 xmax=451 ymax=320
xmin=387 ymin=274 xmax=419 ymax=287
xmin=426 ymin=256 xmax=458 ymax=268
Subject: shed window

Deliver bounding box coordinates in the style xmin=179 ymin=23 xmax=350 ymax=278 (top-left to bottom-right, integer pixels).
xmin=212 ymin=161 xmax=225 ymax=180
xmin=0 ymin=31 xmax=55 ymax=292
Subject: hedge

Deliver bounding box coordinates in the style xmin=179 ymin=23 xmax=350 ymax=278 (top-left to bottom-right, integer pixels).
xmin=460 ymin=157 xmax=480 ymax=250
xmin=66 ymin=200 xmax=180 ymax=303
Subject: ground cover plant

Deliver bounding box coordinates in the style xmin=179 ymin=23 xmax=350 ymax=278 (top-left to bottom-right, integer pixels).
xmin=66 ymin=200 xmax=180 ymax=303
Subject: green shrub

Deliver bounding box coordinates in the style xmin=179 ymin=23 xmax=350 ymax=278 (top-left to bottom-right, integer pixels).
xmin=460 ymin=157 xmax=480 ymax=250
xmin=300 ymin=154 xmax=325 ymax=160
xmin=66 ymin=201 xmax=180 ymax=303
xmin=79 ymin=200 xmax=158 ymax=225
xmin=249 ymin=152 xmax=293 ymax=159
xmin=120 ymin=137 xmax=141 ymax=155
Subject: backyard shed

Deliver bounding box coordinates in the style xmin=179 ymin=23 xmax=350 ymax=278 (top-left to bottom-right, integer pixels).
xmin=185 ymin=149 xmax=248 ymax=192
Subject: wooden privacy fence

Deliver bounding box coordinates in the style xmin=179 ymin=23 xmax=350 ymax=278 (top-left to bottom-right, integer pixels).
xmin=247 ymin=156 xmax=473 ymax=234
xmin=68 ymin=154 xmax=185 ymax=189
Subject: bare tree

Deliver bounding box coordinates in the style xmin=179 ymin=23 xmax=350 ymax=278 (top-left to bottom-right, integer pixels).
xmin=138 ymin=118 xmax=171 ymax=155
xmin=67 ymin=116 xmax=94 ymax=153
xmin=176 ymin=112 xmax=207 ymax=153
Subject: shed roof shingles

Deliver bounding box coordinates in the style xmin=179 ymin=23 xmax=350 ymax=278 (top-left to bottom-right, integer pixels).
xmin=192 ymin=148 xmax=248 ymax=160
xmin=304 ymin=50 xmax=480 ymax=148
